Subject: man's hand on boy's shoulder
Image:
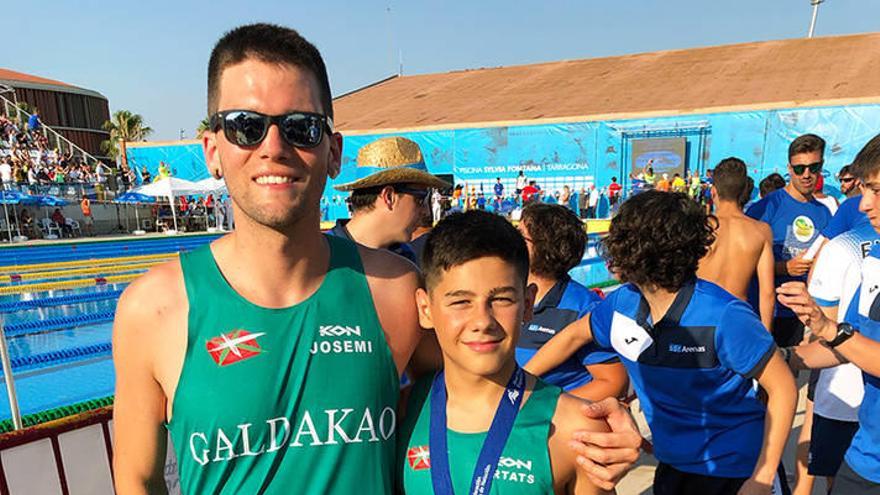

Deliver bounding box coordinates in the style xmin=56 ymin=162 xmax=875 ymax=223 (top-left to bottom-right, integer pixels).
xmin=554 ymin=395 xmax=642 ymax=491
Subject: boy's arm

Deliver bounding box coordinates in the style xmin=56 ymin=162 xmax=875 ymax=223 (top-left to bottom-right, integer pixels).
xmin=756 ymin=224 xmax=775 ymax=331
xmin=570 ymin=361 xmax=628 ymax=402
xmin=741 ymin=352 xmax=797 ymax=494
xmin=523 ymin=315 xmax=594 ymax=376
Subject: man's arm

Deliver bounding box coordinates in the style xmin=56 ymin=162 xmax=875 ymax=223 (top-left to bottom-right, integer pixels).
xmin=778 ymin=281 xmax=880 ymax=377
xmin=548 ymin=394 xmax=613 ymax=495
xmin=360 ymin=246 xmax=430 ymax=377
xmin=740 ymin=352 xmax=797 ymax=494
xmin=756 ymin=224 xmax=775 ymax=331
xmin=524 ymin=316 xmax=593 ymax=376
xmin=112 ymin=271 xmax=176 ymax=494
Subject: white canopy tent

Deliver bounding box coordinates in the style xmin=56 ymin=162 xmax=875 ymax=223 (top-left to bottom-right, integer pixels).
xmin=192 ymin=177 xmax=228 ymax=231
xmin=133 ymin=177 xmax=203 ymax=233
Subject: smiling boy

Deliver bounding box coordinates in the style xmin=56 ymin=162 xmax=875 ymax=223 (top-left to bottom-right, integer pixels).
xmin=399 ymin=211 xmax=613 ymax=494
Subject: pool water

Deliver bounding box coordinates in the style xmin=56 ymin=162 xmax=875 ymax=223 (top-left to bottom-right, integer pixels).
xmin=0 ymin=234 xmax=611 ymax=422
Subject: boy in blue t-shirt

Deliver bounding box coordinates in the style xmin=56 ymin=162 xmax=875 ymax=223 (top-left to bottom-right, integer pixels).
xmin=779 ymin=133 xmax=880 ymax=493
xmin=746 ymin=134 xmax=832 ymax=347
xmin=515 ymin=203 xmax=626 ymax=401
xmin=526 ymin=191 xmax=797 ymax=495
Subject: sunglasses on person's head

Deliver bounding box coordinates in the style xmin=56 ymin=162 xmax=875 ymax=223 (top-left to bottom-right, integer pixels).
xmin=790 ymin=162 xmax=823 ymax=176
xmin=209 ymin=110 xmax=334 ymax=148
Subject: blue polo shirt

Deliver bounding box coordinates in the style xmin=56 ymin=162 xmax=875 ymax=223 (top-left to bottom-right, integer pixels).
xmin=843 ymin=243 xmax=880 ymax=483
xmin=822 ymin=195 xmax=869 ymax=239
xmin=515 ymin=276 xmax=617 ymax=390
xmin=746 ymin=188 xmax=832 ymax=317
xmin=326 ymin=219 xmax=417 ymax=265
xmin=589 ymin=279 xmax=776 ymax=477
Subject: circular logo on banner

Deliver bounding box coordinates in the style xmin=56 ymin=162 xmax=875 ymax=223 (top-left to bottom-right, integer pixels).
xmin=792 ymin=215 xmax=816 ymax=243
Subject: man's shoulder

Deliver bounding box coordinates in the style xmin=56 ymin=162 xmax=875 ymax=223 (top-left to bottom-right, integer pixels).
xmin=115 ymin=259 xmax=187 ymax=337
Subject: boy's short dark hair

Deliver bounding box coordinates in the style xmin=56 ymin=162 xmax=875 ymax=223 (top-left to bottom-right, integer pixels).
xmin=521 ymin=203 xmax=587 ymax=280
xmin=759 ymin=173 xmax=786 ymax=198
xmin=852 ymin=133 xmax=880 ymax=181
xmin=207 ymin=23 xmax=333 ymax=118
xmin=788 ymin=134 xmax=826 ymax=161
xmin=739 ymin=176 xmax=754 ymax=208
xmin=601 ymin=191 xmax=715 ymax=292
xmin=422 ymin=211 xmax=529 ymax=290
xmin=712 ymin=157 xmax=748 ymax=201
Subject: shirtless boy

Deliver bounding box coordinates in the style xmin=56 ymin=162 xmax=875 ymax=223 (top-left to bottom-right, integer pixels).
xmin=697 ymin=157 xmax=775 ymax=330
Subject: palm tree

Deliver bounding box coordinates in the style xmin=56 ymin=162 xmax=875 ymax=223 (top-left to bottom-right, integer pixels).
xmin=101 ymin=110 xmax=153 ymax=160
xmin=196 ymin=117 xmax=210 ymax=139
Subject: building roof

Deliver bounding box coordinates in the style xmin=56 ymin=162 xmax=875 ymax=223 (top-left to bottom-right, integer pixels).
xmin=333 ymin=32 xmax=880 ymax=134
xmin=0 ymin=68 xmax=106 ymax=100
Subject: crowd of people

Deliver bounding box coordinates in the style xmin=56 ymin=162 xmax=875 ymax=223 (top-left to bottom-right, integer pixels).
xmin=90 ymin=22 xmax=880 ymax=495
xmin=0 ymin=112 xmax=137 ymax=198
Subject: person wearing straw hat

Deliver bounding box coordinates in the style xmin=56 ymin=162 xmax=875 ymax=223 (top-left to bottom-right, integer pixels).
xmin=329 ymin=136 xmax=449 ymax=265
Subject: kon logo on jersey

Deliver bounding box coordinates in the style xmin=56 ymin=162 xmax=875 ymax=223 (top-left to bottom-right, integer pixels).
xmin=206 ymin=329 xmax=265 ymax=366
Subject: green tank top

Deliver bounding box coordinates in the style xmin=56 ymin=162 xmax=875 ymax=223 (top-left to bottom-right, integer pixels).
xmin=167 ymin=235 xmax=399 ymax=494
xmin=398 ymin=375 xmax=561 ymax=494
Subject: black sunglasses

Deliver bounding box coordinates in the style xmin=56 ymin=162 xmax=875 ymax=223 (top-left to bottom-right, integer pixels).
xmin=790 ymin=162 xmax=822 ymax=176
xmin=394 ymin=186 xmax=430 ymax=206
xmin=840 ymin=177 xmax=857 ymax=183
xmin=210 ymin=110 xmax=334 ymax=148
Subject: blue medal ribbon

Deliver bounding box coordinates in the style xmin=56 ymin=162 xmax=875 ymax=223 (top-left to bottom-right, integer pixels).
xmin=429 ymin=366 xmax=526 ymax=495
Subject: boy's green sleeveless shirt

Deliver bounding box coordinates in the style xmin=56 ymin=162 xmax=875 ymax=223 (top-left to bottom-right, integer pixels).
xmin=398 ymin=375 xmax=561 ymax=494
xmin=167 ymin=235 xmax=399 ymax=494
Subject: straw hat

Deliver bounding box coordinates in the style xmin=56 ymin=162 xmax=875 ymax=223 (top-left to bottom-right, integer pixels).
xmin=333 ymin=137 xmax=450 ymax=191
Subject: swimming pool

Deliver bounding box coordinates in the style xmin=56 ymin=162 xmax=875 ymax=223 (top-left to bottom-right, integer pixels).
xmin=0 ymin=232 xmax=611 ymax=425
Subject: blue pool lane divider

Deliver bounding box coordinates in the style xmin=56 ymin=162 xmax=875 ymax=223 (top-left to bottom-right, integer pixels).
xmin=3 ymin=311 xmax=116 ymax=338
xmin=6 ymin=342 xmax=112 ymax=374
xmin=0 ymin=289 xmax=125 ymax=313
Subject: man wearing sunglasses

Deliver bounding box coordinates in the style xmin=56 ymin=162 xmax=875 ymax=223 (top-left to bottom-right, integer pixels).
xmin=111 ymin=23 xmax=641 ymax=495
xmin=328 ymin=136 xmax=447 ymax=266
xmin=839 ymin=165 xmax=861 ymax=199
xmin=746 ymin=134 xmax=833 ymax=348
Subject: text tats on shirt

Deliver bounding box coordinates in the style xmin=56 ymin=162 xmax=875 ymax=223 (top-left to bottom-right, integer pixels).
xmin=310 ymin=325 xmax=373 ymax=355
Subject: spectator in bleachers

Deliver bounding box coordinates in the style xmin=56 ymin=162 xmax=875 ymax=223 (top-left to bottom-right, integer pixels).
xmin=0 ymin=158 xmax=11 ymax=189
xmin=51 ymin=208 xmax=72 ymax=237
xmin=27 ymin=109 xmax=41 ymax=133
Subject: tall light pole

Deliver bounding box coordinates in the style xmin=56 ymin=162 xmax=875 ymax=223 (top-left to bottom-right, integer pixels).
xmin=808 ymin=0 xmax=825 ymax=38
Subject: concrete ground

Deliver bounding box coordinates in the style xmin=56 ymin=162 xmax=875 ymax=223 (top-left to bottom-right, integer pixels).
xmin=616 ymin=378 xmax=824 ymax=495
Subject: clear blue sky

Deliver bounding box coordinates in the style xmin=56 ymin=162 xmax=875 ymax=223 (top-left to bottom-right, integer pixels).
xmin=5 ymin=0 xmax=878 ymax=141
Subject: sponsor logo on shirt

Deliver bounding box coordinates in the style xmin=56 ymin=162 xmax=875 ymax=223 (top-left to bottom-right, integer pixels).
xmin=407 ymin=445 xmax=431 ymax=470
xmin=495 ymin=456 xmax=536 ymax=484
xmin=526 ymin=324 xmax=556 ymax=335
xmin=668 ymin=344 xmax=707 ymax=353
xmin=205 ymin=330 xmax=265 ymax=366
xmin=310 ymin=324 xmax=373 ymax=355
xmin=792 ymin=215 xmax=816 ymax=243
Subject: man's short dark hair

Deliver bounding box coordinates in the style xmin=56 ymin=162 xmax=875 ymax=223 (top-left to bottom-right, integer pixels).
xmin=788 ymin=134 xmax=826 ymax=161
xmin=759 ymin=173 xmax=786 ymax=197
xmin=838 ymin=164 xmax=854 ymax=178
xmin=712 ymin=157 xmax=748 ymax=201
xmin=601 ymin=191 xmax=715 ymax=292
xmin=348 ymin=188 xmax=381 ymax=213
xmin=422 ymin=211 xmax=529 ymax=290
xmin=852 ymin=133 xmax=880 ymax=181
xmin=207 ymin=23 xmax=333 ymax=118
xmin=521 ymin=203 xmax=586 ymax=280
